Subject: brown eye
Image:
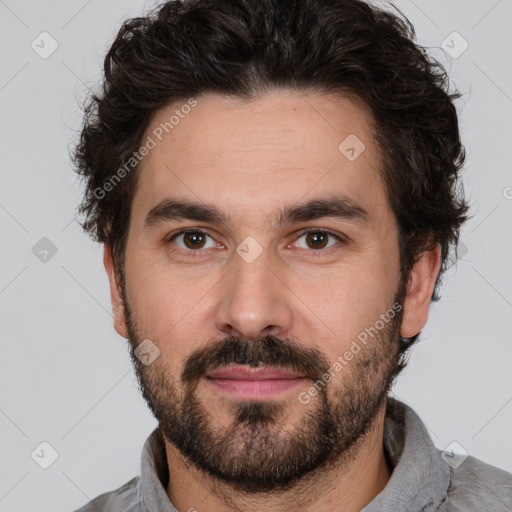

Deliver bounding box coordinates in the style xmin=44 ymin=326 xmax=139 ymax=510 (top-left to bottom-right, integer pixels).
xmin=305 ymin=231 xmax=329 ymax=249
xmin=294 ymin=229 xmax=343 ymax=251
xmin=168 ymin=230 xmax=216 ymax=252
xmin=182 ymin=231 xmax=207 ymax=249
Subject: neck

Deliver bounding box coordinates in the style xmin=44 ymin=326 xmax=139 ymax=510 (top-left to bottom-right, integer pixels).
xmin=164 ymin=398 xmax=392 ymax=512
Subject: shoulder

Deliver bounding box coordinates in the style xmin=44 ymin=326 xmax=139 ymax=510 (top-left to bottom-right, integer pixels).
xmin=444 ymin=453 xmax=512 ymax=511
xmin=73 ymin=476 xmax=140 ymax=512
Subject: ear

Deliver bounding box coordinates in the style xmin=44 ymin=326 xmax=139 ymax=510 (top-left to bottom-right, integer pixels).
xmin=103 ymin=244 xmax=129 ymax=338
xmin=400 ymin=243 xmax=442 ymax=338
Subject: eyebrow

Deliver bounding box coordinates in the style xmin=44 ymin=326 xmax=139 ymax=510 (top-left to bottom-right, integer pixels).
xmin=143 ymin=194 xmax=369 ymax=231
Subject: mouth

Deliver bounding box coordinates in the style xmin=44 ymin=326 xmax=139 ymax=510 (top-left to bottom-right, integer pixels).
xmin=205 ymin=365 xmax=308 ymax=400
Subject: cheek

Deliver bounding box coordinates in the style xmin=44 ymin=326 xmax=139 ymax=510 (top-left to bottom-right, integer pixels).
xmin=125 ymin=263 xmax=219 ymax=369
xmin=291 ymin=259 xmax=396 ymax=362
xmin=128 ymin=238 xmax=211 ymax=306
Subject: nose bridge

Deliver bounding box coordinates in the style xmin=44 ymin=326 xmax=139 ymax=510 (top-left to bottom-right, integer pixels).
xmin=214 ymin=242 xmax=293 ymax=339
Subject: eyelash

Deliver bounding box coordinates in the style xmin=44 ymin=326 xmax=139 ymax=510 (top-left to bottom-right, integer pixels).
xmin=165 ymin=228 xmax=347 ymax=257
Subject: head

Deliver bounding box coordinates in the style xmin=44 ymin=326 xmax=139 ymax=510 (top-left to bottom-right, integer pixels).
xmin=72 ymin=0 xmax=469 ymax=493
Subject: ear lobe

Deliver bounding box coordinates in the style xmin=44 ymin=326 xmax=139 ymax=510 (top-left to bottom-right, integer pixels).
xmin=103 ymin=244 xmax=129 ymax=338
xmin=400 ymin=243 xmax=442 ymax=338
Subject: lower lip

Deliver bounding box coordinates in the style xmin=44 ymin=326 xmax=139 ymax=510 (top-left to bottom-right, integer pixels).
xmin=205 ymin=377 xmax=307 ymax=399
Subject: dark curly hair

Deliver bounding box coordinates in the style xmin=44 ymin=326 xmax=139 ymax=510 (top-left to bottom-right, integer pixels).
xmin=72 ymin=0 xmax=470 ymax=366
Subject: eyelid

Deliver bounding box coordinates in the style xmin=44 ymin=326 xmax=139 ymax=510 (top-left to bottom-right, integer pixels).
xmin=166 ymin=227 xmax=347 ymax=256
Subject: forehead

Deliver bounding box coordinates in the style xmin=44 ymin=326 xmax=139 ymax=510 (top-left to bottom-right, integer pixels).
xmin=131 ymin=90 xmax=389 ymax=231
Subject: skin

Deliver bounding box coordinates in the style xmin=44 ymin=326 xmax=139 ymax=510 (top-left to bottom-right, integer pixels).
xmin=103 ymin=90 xmax=441 ymax=512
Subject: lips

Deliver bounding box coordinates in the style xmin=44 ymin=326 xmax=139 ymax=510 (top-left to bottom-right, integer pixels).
xmin=206 ymin=365 xmax=305 ymax=380
xmin=204 ymin=365 xmax=308 ymax=399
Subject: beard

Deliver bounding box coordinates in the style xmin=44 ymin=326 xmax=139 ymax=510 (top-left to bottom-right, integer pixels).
xmin=120 ymin=271 xmax=406 ymax=494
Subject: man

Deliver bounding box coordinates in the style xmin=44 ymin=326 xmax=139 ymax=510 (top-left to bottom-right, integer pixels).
xmin=72 ymin=0 xmax=512 ymax=510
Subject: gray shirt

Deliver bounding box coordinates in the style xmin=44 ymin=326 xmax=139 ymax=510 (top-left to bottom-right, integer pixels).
xmin=74 ymin=397 xmax=512 ymax=511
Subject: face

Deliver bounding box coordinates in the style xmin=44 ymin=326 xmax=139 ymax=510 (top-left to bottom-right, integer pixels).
xmin=104 ymin=90 xmax=437 ymax=492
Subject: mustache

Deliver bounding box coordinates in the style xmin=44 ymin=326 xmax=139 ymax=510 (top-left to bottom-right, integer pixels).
xmin=181 ymin=335 xmax=331 ymax=384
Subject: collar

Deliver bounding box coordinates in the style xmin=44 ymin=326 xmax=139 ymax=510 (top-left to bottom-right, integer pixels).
xmin=361 ymin=396 xmax=450 ymax=511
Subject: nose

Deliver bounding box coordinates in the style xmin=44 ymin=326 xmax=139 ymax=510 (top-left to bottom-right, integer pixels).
xmin=214 ymin=247 xmax=293 ymax=341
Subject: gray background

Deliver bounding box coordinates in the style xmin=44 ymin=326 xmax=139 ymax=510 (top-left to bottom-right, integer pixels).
xmin=0 ymin=0 xmax=511 ymax=510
